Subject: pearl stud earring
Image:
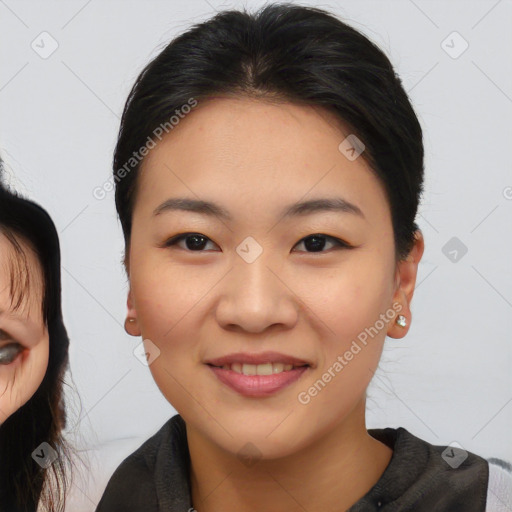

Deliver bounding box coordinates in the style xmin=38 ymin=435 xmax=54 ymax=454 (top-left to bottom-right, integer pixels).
xmin=395 ymin=315 xmax=407 ymax=328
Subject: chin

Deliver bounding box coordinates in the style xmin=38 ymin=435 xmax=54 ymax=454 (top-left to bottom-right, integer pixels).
xmin=192 ymin=408 xmax=314 ymax=460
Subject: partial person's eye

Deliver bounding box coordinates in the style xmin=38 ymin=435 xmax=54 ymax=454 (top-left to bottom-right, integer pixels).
xmin=293 ymin=234 xmax=354 ymax=253
xmin=163 ymin=233 xmax=219 ymax=252
xmin=163 ymin=232 xmax=354 ymax=253
xmin=0 ymin=328 xmax=24 ymax=365
xmin=0 ymin=343 xmax=24 ymax=365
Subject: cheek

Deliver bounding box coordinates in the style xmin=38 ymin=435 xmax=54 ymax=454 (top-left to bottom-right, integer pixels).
xmin=296 ymin=252 xmax=395 ymax=410
xmin=130 ymin=262 xmax=203 ymax=412
xmin=130 ymin=259 xmax=211 ymax=360
xmin=305 ymin=254 xmax=394 ymax=342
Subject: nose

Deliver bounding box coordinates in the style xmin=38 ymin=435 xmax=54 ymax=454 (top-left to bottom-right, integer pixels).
xmin=215 ymin=255 xmax=299 ymax=334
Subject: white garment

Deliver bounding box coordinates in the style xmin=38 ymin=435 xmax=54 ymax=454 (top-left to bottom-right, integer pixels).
xmin=486 ymin=458 xmax=512 ymax=511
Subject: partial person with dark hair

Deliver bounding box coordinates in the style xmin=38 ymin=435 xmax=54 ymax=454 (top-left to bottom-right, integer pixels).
xmin=0 ymin=158 xmax=74 ymax=512
xmin=95 ymin=3 xmax=512 ymax=511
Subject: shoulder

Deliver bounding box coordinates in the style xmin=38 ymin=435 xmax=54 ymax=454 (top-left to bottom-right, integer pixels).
xmin=397 ymin=428 xmax=512 ymax=511
xmin=366 ymin=426 xmax=491 ymax=510
xmin=485 ymin=457 xmax=512 ymax=512
xmin=95 ymin=415 xmax=185 ymax=512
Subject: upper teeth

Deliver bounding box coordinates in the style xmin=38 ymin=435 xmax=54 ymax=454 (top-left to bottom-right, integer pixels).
xmin=221 ymin=362 xmax=301 ymax=375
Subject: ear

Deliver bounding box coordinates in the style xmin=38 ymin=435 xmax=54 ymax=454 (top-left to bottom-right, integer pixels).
xmin=124 ymin=286 xmax=141 ymax=337
xmin=387 ymin=230 xmax=425 ymax=339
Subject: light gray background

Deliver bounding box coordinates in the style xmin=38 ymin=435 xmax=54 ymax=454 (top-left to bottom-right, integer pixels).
xmin=1 ymin=0 xmax=511 ymax=510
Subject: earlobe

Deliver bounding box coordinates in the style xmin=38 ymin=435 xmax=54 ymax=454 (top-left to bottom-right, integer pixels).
xmin=124 ymin=317 xmax=140 ymax=336
xmin=387 ymin=287 xmax=410 ymax=339
xmin=125 ymin=288 xmax=141 ymax=336
xmin=387 ymin=230 xmax=425 ymax=339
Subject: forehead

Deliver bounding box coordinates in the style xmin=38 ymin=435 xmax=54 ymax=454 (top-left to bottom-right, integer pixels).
xmin=0 ymin=231 xmax=44 ymax=322
xmin=135 ymin=97 xmax=390 ymax=225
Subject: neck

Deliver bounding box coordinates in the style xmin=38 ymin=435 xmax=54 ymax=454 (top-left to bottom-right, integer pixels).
xmin=187 ymin=399 xmax=393 ymax=512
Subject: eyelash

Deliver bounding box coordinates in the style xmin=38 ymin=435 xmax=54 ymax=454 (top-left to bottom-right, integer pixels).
xmin=162 ymin=232 xmax=354 ymax=253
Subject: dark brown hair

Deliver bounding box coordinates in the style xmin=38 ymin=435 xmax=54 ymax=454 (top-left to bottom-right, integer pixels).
xmin=112 ymin=2 xmax=424 ymax=262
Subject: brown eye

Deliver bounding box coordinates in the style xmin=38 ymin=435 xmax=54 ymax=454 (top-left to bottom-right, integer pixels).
xmin=293 ymin=234 xmax=353 ymax=253
xmin=164 ymin=233 xmax=219 ymax=252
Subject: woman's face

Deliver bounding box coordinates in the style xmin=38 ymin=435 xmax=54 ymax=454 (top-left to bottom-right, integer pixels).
xmin=0 ymin=233 xmax=49 ymax=424
xmin=126 ymin=97 xmax=423 ymax=458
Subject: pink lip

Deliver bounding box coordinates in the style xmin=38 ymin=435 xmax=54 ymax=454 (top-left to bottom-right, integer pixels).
xmin=204 ymin=351 xmax=311 ymax=367
xmin=207 ymin=365 xmax=309 ymax=397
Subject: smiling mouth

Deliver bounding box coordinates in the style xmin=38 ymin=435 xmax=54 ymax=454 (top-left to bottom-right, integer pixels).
xmin=207 ymin=362 xmax=309 ymax=375
xmin=207 ymin=362 xmax=310 ymax=397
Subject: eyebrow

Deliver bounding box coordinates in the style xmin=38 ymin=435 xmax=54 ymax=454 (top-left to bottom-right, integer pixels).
xmin=152 ymin=197 xmax=365 ymax=221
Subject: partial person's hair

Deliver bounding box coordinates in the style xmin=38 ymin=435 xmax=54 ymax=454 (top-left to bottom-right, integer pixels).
xmin=112 ymin=1 xmax=424 ymax=264
xmin=0 ymin=157 xmax=73 ymax=512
